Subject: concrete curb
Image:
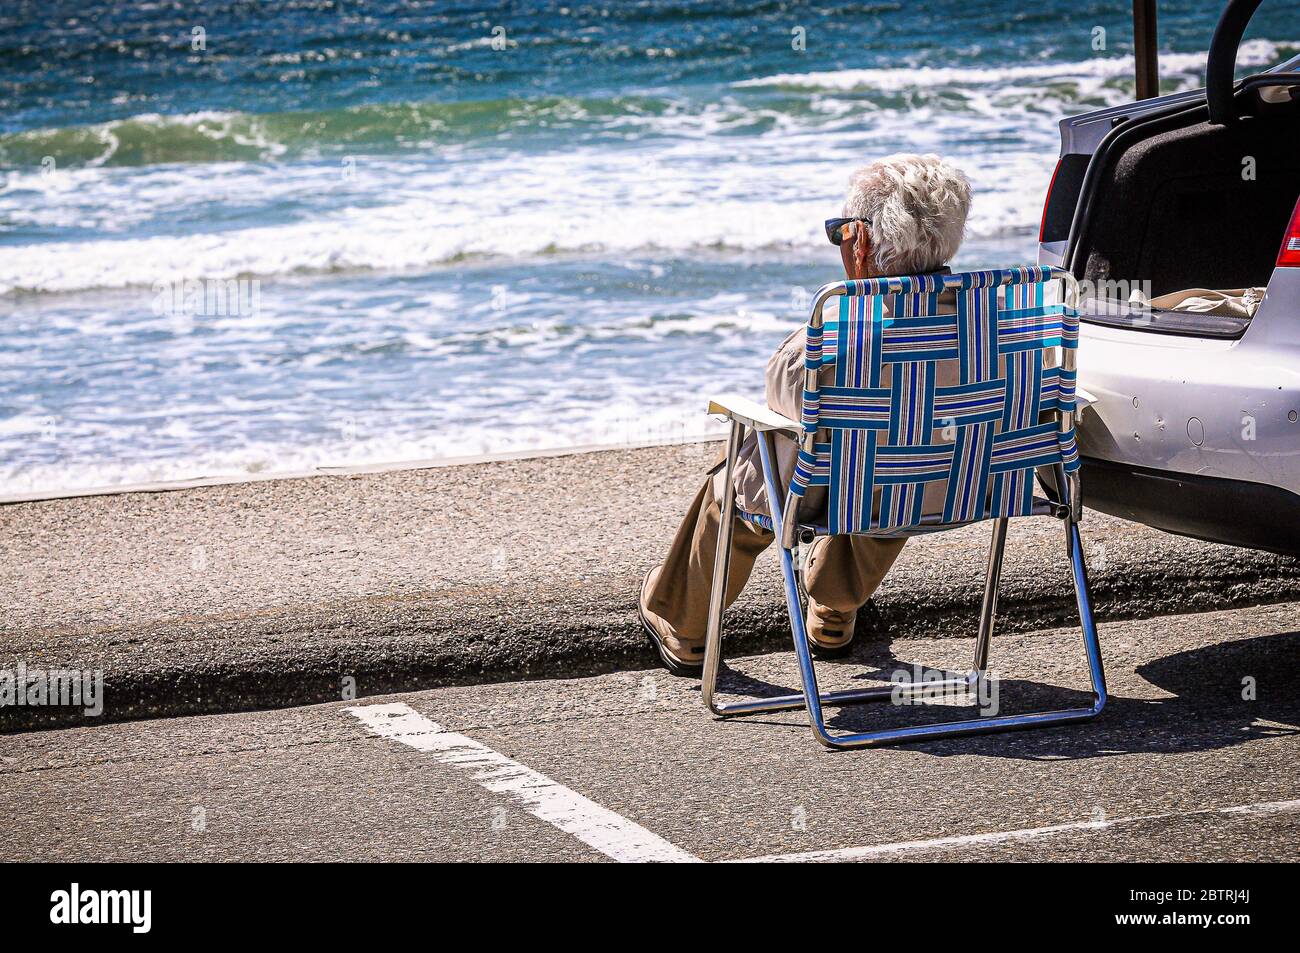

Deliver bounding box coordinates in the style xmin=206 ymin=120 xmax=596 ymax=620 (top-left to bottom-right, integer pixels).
xmin=6 ymin=550 xmax=1298 ymax=733
xmin=3 ymin=442 xmax=1298 ymax=732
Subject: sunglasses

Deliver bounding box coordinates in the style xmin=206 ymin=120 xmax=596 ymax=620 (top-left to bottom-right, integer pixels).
xmin=825 ymin=217 xmax=871 ymax=246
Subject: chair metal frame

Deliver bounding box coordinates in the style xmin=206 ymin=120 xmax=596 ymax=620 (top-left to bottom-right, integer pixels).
xmin=701 ymin=269 xmax=1107 ymax=750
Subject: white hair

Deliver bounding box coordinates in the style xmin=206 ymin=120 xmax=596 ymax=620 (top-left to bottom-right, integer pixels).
xmin=842 ymin=153 xmax=972 ymax=275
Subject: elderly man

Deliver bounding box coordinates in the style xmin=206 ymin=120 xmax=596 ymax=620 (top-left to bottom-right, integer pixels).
xmin=639 ymin=153 xmax=974 ymax=674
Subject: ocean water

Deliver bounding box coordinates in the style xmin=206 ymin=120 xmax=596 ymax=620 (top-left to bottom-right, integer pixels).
xmin=1 ymin=0 xmax=1295 ymax=494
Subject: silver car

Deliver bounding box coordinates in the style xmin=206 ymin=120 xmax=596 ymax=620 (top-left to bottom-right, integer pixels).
xmin=1037 ymin=0 xmax=1300 ymax=556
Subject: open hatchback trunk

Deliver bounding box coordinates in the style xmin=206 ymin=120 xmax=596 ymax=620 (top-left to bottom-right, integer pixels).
xmin=1066 ymin=88 xmax=1299 ymax=338
xmin=1036 ymin=0 xmax=1300 ymax=556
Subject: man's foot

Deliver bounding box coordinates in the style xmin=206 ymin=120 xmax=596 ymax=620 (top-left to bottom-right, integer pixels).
xmin=638 ymin=567 xmax=705 ymax=676
xmin=805 ymin=600 xmax=856 ymax=659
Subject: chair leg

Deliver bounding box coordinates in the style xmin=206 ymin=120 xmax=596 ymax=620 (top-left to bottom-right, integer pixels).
xmin=700 ymin=426 xmax=1106 ymax=748
xmin=795 ymin=511 xmax=1105 ymax=748
xmin=1067 ymin=517 xmax=1108 ymax=713
xmin=968 ymin=517 xmax=1009 ymax=694
xmin=782 ymin=539 xmax=829 ymax=737
xmin=793 ymin=512 xmax=1106 ymax=746
xmin=702 ymin=430 xmax=967 ymax=738
xmin=705 ymin=519 xmax=1104 ymax=748
xmin=701 ymin=420 xmax=744 ymax=716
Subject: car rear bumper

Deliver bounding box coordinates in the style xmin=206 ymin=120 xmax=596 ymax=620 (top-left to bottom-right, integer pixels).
xmin=1073 ymin=455 xmax=1300 ymax=557
xmin=1074 ymin=311 xmax=1300 ymax=500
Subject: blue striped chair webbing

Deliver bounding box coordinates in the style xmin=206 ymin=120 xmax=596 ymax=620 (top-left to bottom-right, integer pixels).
xmin=788 ymin=266 xmax=1079 ymax=535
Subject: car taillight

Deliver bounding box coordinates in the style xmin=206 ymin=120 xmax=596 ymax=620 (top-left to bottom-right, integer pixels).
xmin=1038 ymin=157 xmax=1064 ymax=244
xmin=1279 ymin=198 xmax=1300 ymax=267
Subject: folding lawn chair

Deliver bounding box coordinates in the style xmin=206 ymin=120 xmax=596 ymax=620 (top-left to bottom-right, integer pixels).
xmin=702 ymin=265 xmax=1106 ymax=749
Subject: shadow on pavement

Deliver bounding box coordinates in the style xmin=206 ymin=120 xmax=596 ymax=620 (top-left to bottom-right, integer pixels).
xmin=708 ymin=630 xmax=1300 ymax=760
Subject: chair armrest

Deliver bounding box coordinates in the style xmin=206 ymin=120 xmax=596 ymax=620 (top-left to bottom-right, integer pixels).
xmin=707 ymin=394 xmax=801 ymax=436
xmin=1075 ymin=386 xmax=1099 ymax=411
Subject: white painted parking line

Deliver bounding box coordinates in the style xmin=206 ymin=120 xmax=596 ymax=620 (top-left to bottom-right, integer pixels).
xmin=349 ymin=701 xmax=1300 ymax=864
xmin=735 ymin=799 xmax=1300 ymax=863
xmin=346 ymin=702 xmax=700 ymax=863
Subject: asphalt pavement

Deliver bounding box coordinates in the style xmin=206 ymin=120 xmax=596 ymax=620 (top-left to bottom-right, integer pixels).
xmin=4 ymin=442 xmax=1300 ymax=730
xmin=3 ymin=600 xmax=1297 ymax=862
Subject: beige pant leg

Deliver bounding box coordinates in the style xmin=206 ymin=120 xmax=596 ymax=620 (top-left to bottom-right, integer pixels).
xmin=645 ymin=475 xmax=773 ymax=643
xmin=649 ymin=472 xmax=908 ymax=638
xmin=803 ymin=534 xmax=907 ymax=614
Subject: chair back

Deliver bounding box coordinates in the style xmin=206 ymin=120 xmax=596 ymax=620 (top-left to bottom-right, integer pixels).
xmin=789 ymin=266 xmax=1080 ymax=535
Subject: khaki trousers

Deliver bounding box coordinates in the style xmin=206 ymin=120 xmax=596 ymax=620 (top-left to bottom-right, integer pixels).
xmin=645 ymin=474 xmax=906 ymax=644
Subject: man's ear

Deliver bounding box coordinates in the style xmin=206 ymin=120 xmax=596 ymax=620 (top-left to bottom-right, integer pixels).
xmin=852 ymin=224 xmax=873 ymax=277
